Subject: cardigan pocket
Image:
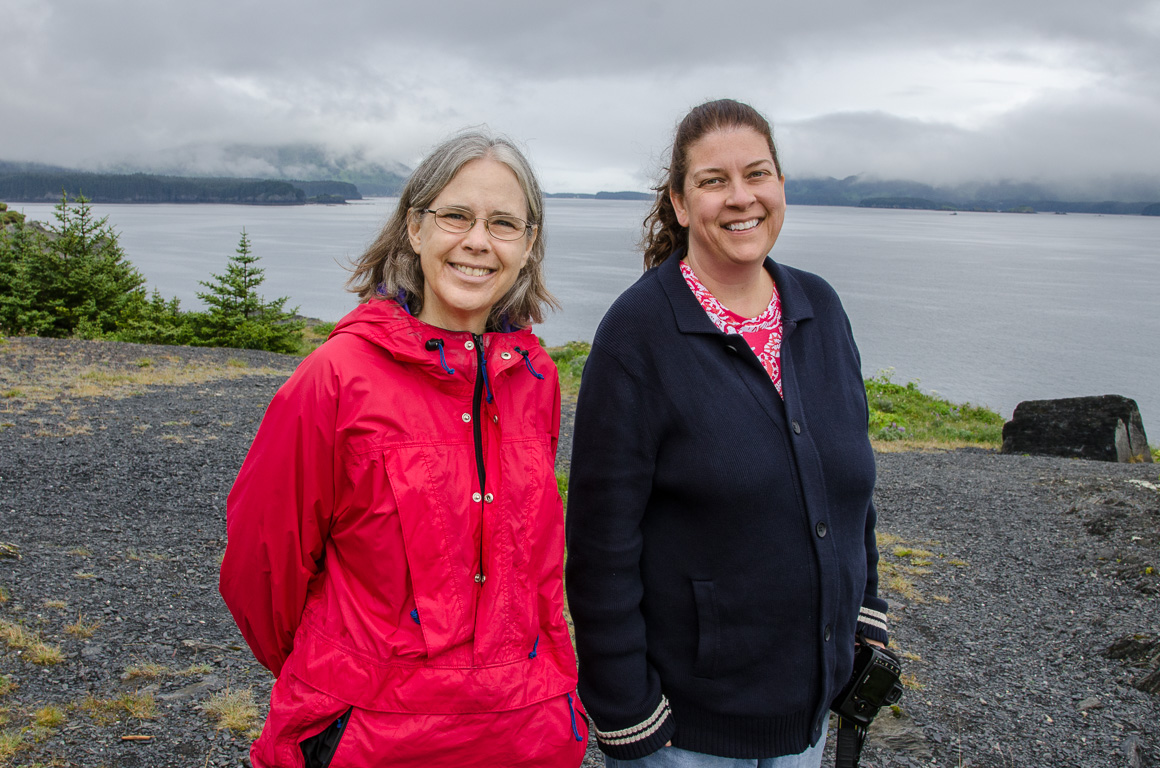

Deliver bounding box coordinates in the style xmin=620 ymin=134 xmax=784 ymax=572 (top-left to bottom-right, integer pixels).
xmin=691 ymin=579 xmax=719 ymax=679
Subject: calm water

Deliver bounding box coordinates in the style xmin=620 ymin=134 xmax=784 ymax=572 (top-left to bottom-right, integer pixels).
xmin=11 ymin=199 xmax=1160 ymax=431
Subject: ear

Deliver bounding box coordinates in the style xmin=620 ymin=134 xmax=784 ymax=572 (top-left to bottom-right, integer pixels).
xmin=670 ymin=187 xmax=690 ymax=227
xmin=406 ymin=209 xmax=423 ymax=253
xmin=520 ymin=226 xmax=536 ymax=269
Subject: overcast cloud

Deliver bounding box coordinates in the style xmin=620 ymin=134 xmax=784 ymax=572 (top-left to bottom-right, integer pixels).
xmin=3 ymin=0 xmax=1159 ymax=195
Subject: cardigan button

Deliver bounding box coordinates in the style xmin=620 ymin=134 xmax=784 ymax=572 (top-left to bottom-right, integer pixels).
xmin=791 ymin=420 xmax=801 ymax=434
xmin=824 ymin=624 xmax=832 ymax=642
xmin=473 ymin=492 xmax=482 ymax=503
xmin=462 ymin=413 xmax=471 ymax=423
xmin=465 ymin=340 xmax=475 ymax=351
xmin=816 ymin=521 xmax=828 ymax=538
xmin=484 ymin=493 xmax=494 ymax=503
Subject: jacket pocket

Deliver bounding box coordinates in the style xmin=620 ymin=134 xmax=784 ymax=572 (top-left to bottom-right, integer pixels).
xmin=299 ymin=706 xmax=354 ymax=768
xmin=691 ymin=579 xmax=719 ymax=679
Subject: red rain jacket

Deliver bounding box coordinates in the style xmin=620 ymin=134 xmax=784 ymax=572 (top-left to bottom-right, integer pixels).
xmin=220 ymin=300 xmax=586 ymax=767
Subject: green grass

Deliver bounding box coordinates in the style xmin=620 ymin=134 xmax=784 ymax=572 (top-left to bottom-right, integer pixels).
xmin=556 ymin=471 xmax=569 ymax=505
xmin=546 ymin=341 xmax=589 ymax=399
xmin=866 ymin=370 xmax=1003 ymax=450
xmin=300 ymin=320 xmax=337 ymax=354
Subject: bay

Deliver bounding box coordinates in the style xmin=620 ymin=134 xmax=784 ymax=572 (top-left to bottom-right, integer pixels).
xmin=10 ymin=199 xmax=1159 ymax=433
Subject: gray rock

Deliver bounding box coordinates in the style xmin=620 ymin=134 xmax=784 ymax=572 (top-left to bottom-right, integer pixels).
xmin=1001 ymin=395 xmax=1152 ymax=462
xmin=1077 ymin=697 xmax=1103 ymax=711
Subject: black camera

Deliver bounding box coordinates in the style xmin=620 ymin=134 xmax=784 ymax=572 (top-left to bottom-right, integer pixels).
xmin=831 ymin=641 xmax=904 ymax=728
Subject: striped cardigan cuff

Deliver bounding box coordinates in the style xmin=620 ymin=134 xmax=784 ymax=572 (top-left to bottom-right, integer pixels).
xmin=858 ymin=605 xmax=889 ymax=644
xmin=594 ymin=696 xmax=672 ymax=747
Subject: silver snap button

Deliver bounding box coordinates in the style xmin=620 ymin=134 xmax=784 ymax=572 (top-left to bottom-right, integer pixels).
xmin=501 ymin=351 xmax=512 ymax=360
xmin=492 ymin=415 xmax=499 ymax=423
xmin=484 ymin=493 xmax=494 ymax=503
xmin=472 ymin=492 xmax=482 ymax=503
xmin=465 ymin=340 xmax=475 ymax=350
xmin=462 ymin=413 xmax=471 ymax=423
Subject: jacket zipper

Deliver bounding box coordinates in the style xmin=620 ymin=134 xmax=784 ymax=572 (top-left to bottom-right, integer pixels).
xmin=472 ymin=333 xmax=486 ymax=586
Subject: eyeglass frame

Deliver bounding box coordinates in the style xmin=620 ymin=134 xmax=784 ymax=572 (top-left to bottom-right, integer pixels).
xmin=418 ymin=207 xmax=536 ymax=241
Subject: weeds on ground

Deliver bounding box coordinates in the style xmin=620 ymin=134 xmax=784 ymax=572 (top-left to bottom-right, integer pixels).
xmin=0 ymin=585 xmax=8 ymax=605
xmin=32 ymin=706 xmax=65 ymax=729
xmin=0 ymin=674 xmax=15 ymax=696
xmin=204 ymin=687 xmax=259 ymax=734
xmin=0 ymin=620 xmax=64 ymax=665
xmin=123 ymin=661 xmax=211 ymax=680
xmin=80 ymin=691 xmax=157 ymax=725
xmin=63 ymin=613 xmax=101 ymax=639
xmin=0 ymin=344 xmax=296 ymax=410
xmin=0 ymin=730 xmax=23 ymax=762
xmin=42 ymin=600 xmax=67 ymax=611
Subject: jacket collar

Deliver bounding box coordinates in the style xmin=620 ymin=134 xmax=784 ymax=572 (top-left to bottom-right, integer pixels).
xmin=329 ymin=299 xmax=540 ymax=378
xmin=657 ymin=246 xmax=815 ymax=335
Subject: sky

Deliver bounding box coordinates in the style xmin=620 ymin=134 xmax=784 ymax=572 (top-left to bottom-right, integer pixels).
xmin=4 ymin=0 xmax=1160 ymax=196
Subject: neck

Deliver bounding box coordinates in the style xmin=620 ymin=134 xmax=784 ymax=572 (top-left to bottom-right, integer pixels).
xmin=684 ymin=251 xmax=773 ymax=319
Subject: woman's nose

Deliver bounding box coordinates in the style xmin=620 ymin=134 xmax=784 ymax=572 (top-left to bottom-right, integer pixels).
xmin=462 ymin=218 xmax=491 ymax=249
xmin=726 ymin=181 xmax=756 ymax=207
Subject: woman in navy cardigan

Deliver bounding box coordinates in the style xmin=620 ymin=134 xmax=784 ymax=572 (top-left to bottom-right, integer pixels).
xmin=565 ymin=99 xmax=889 ymax=767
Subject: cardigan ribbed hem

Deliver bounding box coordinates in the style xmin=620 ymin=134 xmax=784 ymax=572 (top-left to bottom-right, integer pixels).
xmin=663 ymin=700 xmax=816 ymax=761
xmin=666 ymin=697 xmax=818 ymax=759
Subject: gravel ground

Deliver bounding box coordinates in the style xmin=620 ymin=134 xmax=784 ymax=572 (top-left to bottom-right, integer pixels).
xmin=1 ymin=335 xmax=1158 ymax=767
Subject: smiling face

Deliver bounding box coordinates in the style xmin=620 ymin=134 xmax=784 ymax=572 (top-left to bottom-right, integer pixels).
xmin=670 ymin=127 xmax=786 ymax=279
xmin=407 ymin=157 xmax=535 ymax=334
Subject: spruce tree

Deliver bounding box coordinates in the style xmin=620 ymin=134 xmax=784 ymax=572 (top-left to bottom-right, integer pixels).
xmin=0 ymin=194 xmax=145 ymax=337
xmin=194 ymin=229 xmax=304 ymax=353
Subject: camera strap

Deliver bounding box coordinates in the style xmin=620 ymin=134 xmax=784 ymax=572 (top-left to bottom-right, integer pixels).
xmin=834 ymin=716 xmax=866 ymax=768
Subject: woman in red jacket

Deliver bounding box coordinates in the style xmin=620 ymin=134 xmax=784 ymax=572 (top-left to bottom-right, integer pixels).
xmin=220 ymin=130 xmax=587 ymax=768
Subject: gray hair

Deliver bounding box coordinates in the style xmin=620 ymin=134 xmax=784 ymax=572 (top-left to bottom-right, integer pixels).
xmin=348 ymin=129 xmax=557 ymax=330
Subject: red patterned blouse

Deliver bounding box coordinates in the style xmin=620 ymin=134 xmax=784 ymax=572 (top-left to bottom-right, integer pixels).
xmin=680 ymin=260 xmax=783 ymax=397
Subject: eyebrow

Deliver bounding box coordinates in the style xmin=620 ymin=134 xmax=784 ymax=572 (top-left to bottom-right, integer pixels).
xmin=441 ymin=203 xmax=525 ymax=218
xmin=691 ymin=159 xmax=775 ymax=176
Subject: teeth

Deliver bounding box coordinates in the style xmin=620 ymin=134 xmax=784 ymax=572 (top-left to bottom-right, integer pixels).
xmin=453 ymin=264 xmax=493 ymax=277
xmin=724 ymin=219 xmax=760 ymax=232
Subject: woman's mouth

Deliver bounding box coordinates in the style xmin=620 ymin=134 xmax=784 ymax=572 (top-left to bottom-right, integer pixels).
xmin=723 ymin=218 xmax=761 ymax=232
xmin=451 ymin=264 xmax=495 ymax=277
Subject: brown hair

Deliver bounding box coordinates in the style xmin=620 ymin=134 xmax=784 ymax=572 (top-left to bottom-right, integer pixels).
xmin=347 ymin=129 xmax=557 ymax=330
xmin=641 ymin=99 xmax=783 ymax=269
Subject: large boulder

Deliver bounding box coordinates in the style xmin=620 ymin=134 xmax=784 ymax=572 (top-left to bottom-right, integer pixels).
xmin=1001 ymin=395 xmax=1152 ymax=462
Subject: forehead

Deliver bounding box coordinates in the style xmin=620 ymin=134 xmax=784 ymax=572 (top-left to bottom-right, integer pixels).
xmin=434 ymin=157 xmax=528 ymax=215
xmin=685 ymin=127 xmax=774 ymax=171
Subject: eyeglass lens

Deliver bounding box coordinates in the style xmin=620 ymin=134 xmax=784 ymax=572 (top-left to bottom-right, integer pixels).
xmin=431 ymin=207 xmax=528 ymax=240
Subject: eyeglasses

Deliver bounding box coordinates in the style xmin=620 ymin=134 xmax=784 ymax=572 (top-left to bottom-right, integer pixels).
xmin=421 ymin=207 xmax=535 ymax=241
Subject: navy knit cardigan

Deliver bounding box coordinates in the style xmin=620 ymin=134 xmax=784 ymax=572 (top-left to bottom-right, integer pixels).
xmin=565 ymin=251 xmax=889 ymax=760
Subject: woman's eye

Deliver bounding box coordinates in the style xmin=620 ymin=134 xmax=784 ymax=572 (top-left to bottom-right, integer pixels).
xmin=491 ymin=217 xmax=519 ymax=231
xmin=698 ymin=177 xmax=724 ymax=187
xmin=441 ymin=211 xmax=469 ymax=222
